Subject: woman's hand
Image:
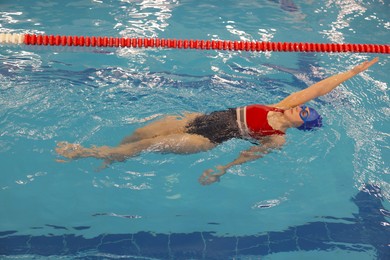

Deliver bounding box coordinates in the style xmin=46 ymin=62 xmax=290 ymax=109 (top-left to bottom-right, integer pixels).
xmin=351 ymin=57 xmax=379 ymax=74
xmin=198 ymin=166 xmax=226 ymax=185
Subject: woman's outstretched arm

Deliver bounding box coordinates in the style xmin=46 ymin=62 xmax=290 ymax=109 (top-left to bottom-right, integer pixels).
xmin=199 ymin=135 xmax=285 ymax=185
xmin=275 ymin=57 xmax=379 ymax=109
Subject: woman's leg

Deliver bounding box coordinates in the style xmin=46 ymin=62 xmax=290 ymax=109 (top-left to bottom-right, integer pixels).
xmin=119 ymin=113 xmax=201 ymax=144
xmin=56 ymin=133 xmax=215 ymax=162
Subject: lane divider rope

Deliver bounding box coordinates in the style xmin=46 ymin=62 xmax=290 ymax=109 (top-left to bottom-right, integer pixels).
xmin=0 ymin=33 xmax=389 ymax=53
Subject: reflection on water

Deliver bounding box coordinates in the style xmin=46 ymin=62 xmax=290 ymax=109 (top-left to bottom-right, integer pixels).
xmin=318 ymin=0 xmax=367 ymax=43
xmin=114 ymin=0 xmax=179 ymax=38
xmin=113 ymin=0 xmax=179 ymax=64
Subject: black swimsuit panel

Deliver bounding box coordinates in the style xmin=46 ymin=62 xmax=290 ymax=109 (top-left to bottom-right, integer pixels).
xmin=185 ymin=109 xmax=241 ymax=144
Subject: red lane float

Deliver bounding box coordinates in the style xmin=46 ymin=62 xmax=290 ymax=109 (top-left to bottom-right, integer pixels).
xmin=0 ymin=33 xmax=389 ymax=53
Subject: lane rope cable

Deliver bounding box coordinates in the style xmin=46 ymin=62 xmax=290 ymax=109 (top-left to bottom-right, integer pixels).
xmin=0 ymin=33 xmax=389 ymax=53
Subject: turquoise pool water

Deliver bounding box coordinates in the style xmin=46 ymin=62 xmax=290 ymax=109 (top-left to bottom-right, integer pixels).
xmin=0 ymin=0 xmax=389 ymax=259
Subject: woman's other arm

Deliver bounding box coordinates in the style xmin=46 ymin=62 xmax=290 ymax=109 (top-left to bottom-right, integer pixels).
xmin=199 ymin=135 xmax=285 ymax=185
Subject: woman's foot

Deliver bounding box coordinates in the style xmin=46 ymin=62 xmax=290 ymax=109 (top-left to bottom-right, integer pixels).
xmin=56 ymin=142 xmax=114 ymax=160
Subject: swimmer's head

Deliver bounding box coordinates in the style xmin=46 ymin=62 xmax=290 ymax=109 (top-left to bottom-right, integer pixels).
xmin=296 ymin=105 xmax=322 ymax=131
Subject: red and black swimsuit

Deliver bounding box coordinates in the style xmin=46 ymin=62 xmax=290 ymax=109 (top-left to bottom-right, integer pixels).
xmin=186 ymin=104 xmax=285 ymax=144
xmin=236 ymin=104 xmax=285 ymax=139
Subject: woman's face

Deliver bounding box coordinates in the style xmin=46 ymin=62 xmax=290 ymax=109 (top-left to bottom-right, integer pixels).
xmin=284 ymin=106 xmax=309 ymax=127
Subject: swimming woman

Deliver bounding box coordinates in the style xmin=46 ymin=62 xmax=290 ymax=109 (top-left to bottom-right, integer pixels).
xmin=56 ymin=57 xmax=379 ymax=185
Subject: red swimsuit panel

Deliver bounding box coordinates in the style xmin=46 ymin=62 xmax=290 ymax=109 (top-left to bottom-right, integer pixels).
xmin=236 ymin=104 xmax=285 ymax=139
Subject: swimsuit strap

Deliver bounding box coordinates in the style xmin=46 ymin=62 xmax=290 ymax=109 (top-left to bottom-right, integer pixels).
xmin=269 ymin=107 xmax=285 ymax=113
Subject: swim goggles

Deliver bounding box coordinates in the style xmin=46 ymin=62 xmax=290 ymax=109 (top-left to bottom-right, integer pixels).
xmin=299 ymin=105 xmax=309 ymax=122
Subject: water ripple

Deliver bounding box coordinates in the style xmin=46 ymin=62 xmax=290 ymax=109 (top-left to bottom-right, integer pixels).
xmin=318 ymin=0 xmax=367 ymax=43
xmin=112 ymin=0 xmax=178 ymax=38
xmin=325 ymin=57 xmax=389 ymax=199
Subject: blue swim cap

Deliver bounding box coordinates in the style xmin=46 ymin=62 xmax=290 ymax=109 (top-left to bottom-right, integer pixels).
xmin=297 ymin=106 xmax=323 ymax=131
